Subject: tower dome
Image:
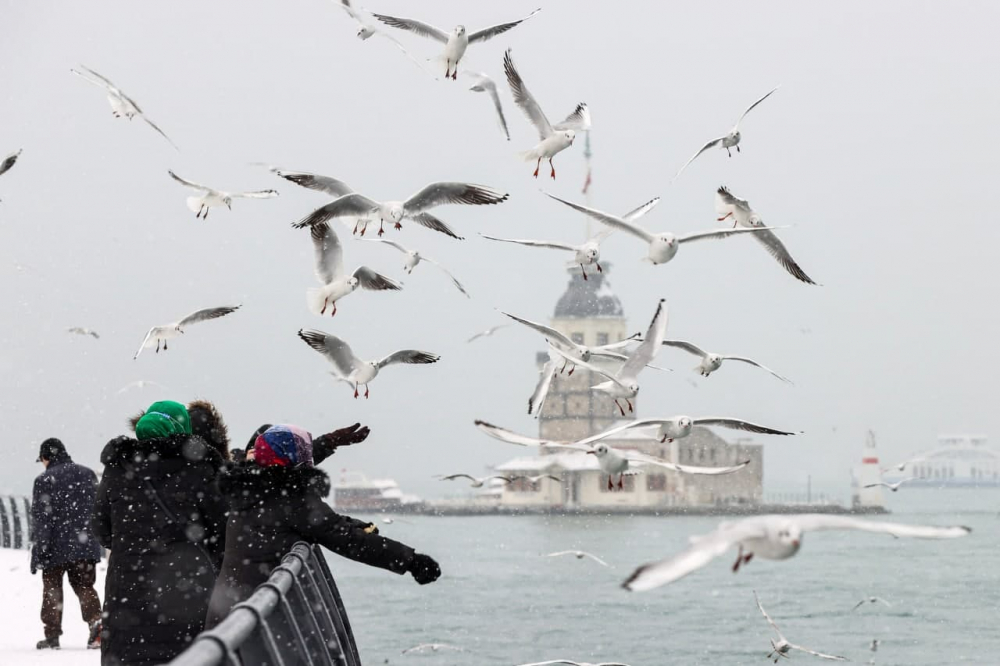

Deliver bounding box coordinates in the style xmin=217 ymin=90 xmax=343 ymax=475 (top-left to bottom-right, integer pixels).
xmin=553 ymin=264 xmax=624 ymax=319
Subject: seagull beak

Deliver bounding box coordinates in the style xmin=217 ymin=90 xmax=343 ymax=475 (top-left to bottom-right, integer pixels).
xmin=791 ymin=539 xmax=800 ymax=547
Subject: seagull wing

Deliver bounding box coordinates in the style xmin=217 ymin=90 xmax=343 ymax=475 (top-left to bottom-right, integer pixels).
xmin=553 ymin=102 xmax=591 ymax=131
xmin=474 ymin=420 xmax=587 ymax=451
xmin=722 ymin=355 xmax=793 ymax=383
xmin=744 ymin=226 xmax=818 ymax=285
xmin=528 ymin=358 xmax=558 ymax=416
xmin=352 ymin=266 xmax=402 ymax=291
xmin=359 ymin=238 xmax=409 ymax=254
xmin=468 ymin=8 xmax=542 ymax=43
xmin=480 ymin=234 xmax=576 ymax=252
xmin=793 ymin=515 xmax=972 ymax=539
xmin=168 ymin=170 xmax=214 ymax=193
xmin=672 ymin=136 xmax=725 ymax=180
xmin=872 ymin=597 xmax=893 ymax=607
xmin=140 ymin=114 xmax=179 ymax=150
xmin=407 ymin=211 xmax=464 ymax=239
xmin=691 ymin=417 xmax=795 ymax=436
xmin=620 ymin=299 xmax=668 ymax=379
xmin=439 ymin=474 xmax=479 ymax=483
xmin=546 ymin=346 xmax=628 ymax=389
xmin=754 ymin=591 xmax=786 ymax=639
xmin=786 ymin=643 xmax=846 ymax=661
xmin=622 ymin=520 xmax=767 ymax=591
xmin=132 ymin=327 xmax=157 ymax=360
xmin=371 ymin=13 xmax=449 ymax=42
xmin=715 ymin=185 xmax=752 ymax=215
xmin=661 ymin=339 xmax=709 ymax=358
xmin=501 ymin=311 xmax=577 ymax=349
xmin=582 ymin=552 xmax=609 ymax=566
xmin=177 ymin=305 xmax=240 ymax=329
xmin=72 ymin=65 xmax=121 ymax=94
xmin=403 ymin=182 xmax=508 ymax=213
xmin=230 ymin=189 xmax=279 ymax=199
xmin=311 ymin=222 xmax=344 ymax=283
xmin=277 ymin=170 xmax=355 ymax=197
xmin=503 ymin=49 xmax=553 ymax=140
xmin=627 ymin=452 xmax=750 ymax=476
xmin=735 ymin=85 xmax=780 ymax=130
xmin=292 ymin=193 xmax=380 ymax=229
xmin=421 ymin=256 xmax=470 ymax=297
xmin=465 ymin=72 xmax=511 ymax=141
xmin=545 ymin=193 xmax=655 ymax=243
xmin=375 ymin=350 xmax=440 ymax=369
xmin=850 ymin=599 xmax=868 ymax=611
xmin=677 ymin=226 xmax=779 ymax=244
xmin=621 ymin=197 xmax=661 ymax=223
xmin=573 ymin=418 xmax=668 ymax=448
xmin=297 ymin=329 xmax=362 ymax=377
xmin=0 ymin=149 xmax=21 ymax=177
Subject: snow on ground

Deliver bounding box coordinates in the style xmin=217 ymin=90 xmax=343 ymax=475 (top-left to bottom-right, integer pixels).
xmin=0 ymin=548 xmax=104 ymax=665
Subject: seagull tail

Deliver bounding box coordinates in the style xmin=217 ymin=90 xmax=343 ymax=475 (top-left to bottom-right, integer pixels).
xmin=306 ymin=288 xmax=328 ymax=316
xmin=518 ymin=147 xmax=543 ymax=162
xmin=186 ymin=196 xmax=204 ymax=213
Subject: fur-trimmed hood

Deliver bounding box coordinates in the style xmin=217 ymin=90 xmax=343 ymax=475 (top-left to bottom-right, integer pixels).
xmin=100 ymin=433 xmax=224 ymax=471
xmin=219 ymin=464 xmax=331 ymax=508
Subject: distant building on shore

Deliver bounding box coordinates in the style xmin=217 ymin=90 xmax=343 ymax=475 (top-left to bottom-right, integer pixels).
xmin=891 ymin=434 xmax=1000 ymax=487
xmin=492 ymin=265 xmax=764 ymax=509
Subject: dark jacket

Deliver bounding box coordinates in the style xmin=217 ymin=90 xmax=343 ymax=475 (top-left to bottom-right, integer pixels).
xmin=205 ymin=464 xmax=415 ymax=628
xmin=30 ymin=455 xmax=102 ymax=573
xmin=92 ymin=434 xmax=227 ymax=666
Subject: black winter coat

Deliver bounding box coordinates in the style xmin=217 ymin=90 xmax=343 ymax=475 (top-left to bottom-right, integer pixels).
xmin=92 ymin=434 xmax=227 ymax=666
xmin=30 ymin=456 xmax=102 ymax=573
xmin=205 ymin=464 xmax=415 ymax=628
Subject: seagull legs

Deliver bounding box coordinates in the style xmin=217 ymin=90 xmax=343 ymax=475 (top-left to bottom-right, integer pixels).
xmin=353 ymin=383 xmax=359 ymax=399
xmin=626 ymin=399 xmax=633 ymax=413
xmin=533 ymin=158 xmax=541 ymax=179
xmin=607 ymin=476 xmax=613 ymax=491
xmin=581 ymin=265 xmax=588 ymax=281
xmin=155 ymin=339 xmax=160 ymax=353
xmin=726 ymin=147 xmax=733 ymax=157
xmin=559 ymin=359 xmax=568 ymax=374
xmin=659 ymin=435 xmax=674 ymax=444
xmin=731 ymin=546 xmax=754 ymax=572
xmin=320 ymin=297 xmax=329 ymax=315
xmin=378 ymin=219 xmax=386 ymax=237
xmin=549 ymin=158 xmax=556 ymax=179
xmin=717 ymin=212 xmax=733 ymax=222
xmin=615 ymin=399 xmax=626 ymax=416
xmin=364 ymin=384 xmax=370 ymax=399
xmin=596 ymin=262 xmax=603 ymax=273
xmin=617 ymin=475 xmax=624 ymax=490
xmin=330 ymin=301 xmax=337 ymax=317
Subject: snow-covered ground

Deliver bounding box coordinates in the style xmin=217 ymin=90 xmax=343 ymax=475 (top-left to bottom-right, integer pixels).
xmin=0 ymin=549 xmax=104 ymax=664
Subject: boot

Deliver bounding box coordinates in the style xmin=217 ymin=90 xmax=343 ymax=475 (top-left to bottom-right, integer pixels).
xmin=87 ymin=621 xmax=102 ymax=649
xmin=36 ymin=637 xmax=60 ymax=650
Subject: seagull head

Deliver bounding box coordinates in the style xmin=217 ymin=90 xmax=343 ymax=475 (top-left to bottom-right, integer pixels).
xmin=563 ymin=129 xmax=577 ymax=144
xmin=578 ymin=348 xmax=592 ymax=362
xmin=775 ymin=524 xmax=802 ymax=550
xmin=627 ymin=382 xmax=640 ymax=395
xmin=357 ymin=25 xmax=375 ymax=40
xmin=455 ymin=25 xmax=467 ymax=37
xmin=589 ymin=444 xmax=609 ymax=458
xmin=706 ymin=353 xmax=723 ymax=367
xmin=585 ymin=247 xmax=599 ymax=262
xmin=348 ymin=276 xmax=360 ymax=291
xmin=748 ymin=213 xmax=764 ymax=227
xmin=676 ymin=416 xmax=692 ymax=432
xmin=223 ymin=195 xmax=233 ymax=210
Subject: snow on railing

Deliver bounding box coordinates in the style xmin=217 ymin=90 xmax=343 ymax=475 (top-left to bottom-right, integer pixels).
xmin=165 ymin=542 xmax=361 ymax=666
xmin=0 ymin=496 xmax=31 ymax=550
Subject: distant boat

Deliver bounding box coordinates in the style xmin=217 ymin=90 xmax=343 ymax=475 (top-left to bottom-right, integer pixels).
xmin=332 ymin=472 xmax=423 ymax=511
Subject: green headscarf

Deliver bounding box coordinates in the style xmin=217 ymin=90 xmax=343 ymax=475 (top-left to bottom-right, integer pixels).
xmin=135 ymin=400 xmax=192 ymax=440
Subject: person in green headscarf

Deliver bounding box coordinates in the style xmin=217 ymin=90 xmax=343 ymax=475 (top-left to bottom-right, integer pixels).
xmin=134 ymin=401 xmax=192 ymax=440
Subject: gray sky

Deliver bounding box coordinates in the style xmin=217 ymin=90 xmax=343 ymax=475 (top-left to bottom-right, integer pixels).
xmin=2 ymin=0 xmax=998 ymax=498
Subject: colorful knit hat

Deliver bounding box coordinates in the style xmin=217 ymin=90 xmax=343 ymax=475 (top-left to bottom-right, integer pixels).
xmin=135 ymin=401 xmax=192 ymax=440
xmin=254 ymin=424 xmax=314 ymax=468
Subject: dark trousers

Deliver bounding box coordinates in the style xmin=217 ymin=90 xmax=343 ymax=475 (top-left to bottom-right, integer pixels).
xmin=41 ymin=561 xmax=102 ymax=639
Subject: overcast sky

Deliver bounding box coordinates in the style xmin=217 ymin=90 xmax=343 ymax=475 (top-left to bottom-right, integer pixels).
xmin=1 ymin=0 xmax=998 ymax=499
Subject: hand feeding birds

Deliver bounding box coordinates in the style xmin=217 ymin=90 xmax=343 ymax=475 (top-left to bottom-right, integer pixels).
xmin=307 ymin=222 xmax=401 ymax=317
xmin=168 ymin=170 xmax=278 ymax=219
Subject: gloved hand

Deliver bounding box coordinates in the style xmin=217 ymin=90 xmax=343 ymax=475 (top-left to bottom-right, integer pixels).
xmin=325 ymin=423 xmax=371 ymax=448
xmin=408 ymin=553 xmax=441 ymax=585
xmin=362 ymin=523 xmax=379 ymax=535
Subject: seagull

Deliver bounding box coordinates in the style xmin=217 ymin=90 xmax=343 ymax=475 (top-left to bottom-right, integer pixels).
xmin=504 ymin=50 xmax=589 ymax=179
xmin=307 ymin=222 xmax=401 ymax=316
xmin=291 ymin=178 xmax=508 ymax=237
xmin=133 ymin=306 xmax=240 ymax=359
xmin=70 ymin=65 xmax=178 ymax=149
xmin=870 ymin=640 xmax=880 ymax=653
xmin=437 ymin=473 xmax=514 ymax=488
xmin=167 ymin=171 xmax=277 ymax=219
xmin=885 ymin=457 xmax=925 ymax=473
xmin=336 ymin=0 xmax=438 ymax=77
xmin=117 ymin=380 xmax=170 ymax=394
xmin=621 ymin=515 xmax=971 ymax=591
xmin=501 ymin=310 xmax=635 ymax=374
xmin=545 ymin=550 xmax=609 ymax=567
xmin=715 ymin=186 xmax=817 ymax=285
xmin=467 ymin=324 xmax=510 ymax=343
xmin=373 ymin=8 xmax=542 ymax=80
xmin=297 ymin=329 xmax=439 ymax=399
xmin=852 ymin=596 xmax=892 ymax=611
xmin=464 ymin=71 xmax=510 ymax=140
xmin=473 ymin=421 xmax=749 ymax=491
xmin=755 ymin=591 xmax=847 ymax=663
xmin=528 ymin=351 xmax=560 ymax=417
xmin=482 ymin=198 xmax=659 ymax=280
xmin=863 ymin=478 xmax=914 ymax=492
xmin=516 ymin=660 xmax=630 ymax=665
xmin=574 ymin=416 xmax=797 ymax=444
xmin=0 ymin=149 xmax=22 ymax=201
xmin=653 ymin=338 xmax=791 ymax=383
xmin=360 ymin=238 xmax=469 ymax=297
xmin=544 ymin=193 xmax=778 ymax=266
xmin=67 ymin=327 xmax=100 ymax=339
xmin=673 ymin=86 xmax=780 ymax=180
xmin=401 ymin=643 xmax=465 ymax=655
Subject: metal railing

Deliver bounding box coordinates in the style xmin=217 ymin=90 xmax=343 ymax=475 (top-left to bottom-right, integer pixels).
xmin=0 ymin=495 xmax=31 ymax=549
xmin=166 ymin=542 xmax=361 ymax=666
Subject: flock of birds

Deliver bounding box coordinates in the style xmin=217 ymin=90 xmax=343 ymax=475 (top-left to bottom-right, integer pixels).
xmin=2 ymin=2 xmax=974 ymax=664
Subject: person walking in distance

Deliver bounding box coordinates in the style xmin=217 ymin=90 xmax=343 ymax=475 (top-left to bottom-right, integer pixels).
xmin=31 ymin=438 xmax=103 ymax=650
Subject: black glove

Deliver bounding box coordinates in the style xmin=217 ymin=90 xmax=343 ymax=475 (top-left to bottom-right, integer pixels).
xmin=408 ymin=553 xmax=441 ymax=585
xmin=325 ymin=423 xmax=371 ymax=448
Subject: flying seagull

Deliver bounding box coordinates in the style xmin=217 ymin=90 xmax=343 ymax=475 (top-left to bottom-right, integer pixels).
xmin=70 ymin=65 xmax=178 ymax=149
xmin=167 ymin=171 xmax=277 ymax=219
xmin=863 ymin=478 xmax=914 ymax=492
xmin=655 ymin=338 xmax=792 ymax=383
xmin=464 ymin=71 xmax=510 ymax=140
xmin=504 ymin=49 xmax=589 ymax=179
xmin=297 ymin=329 xmax=439 ymax=399
xmin=467 ymin=324 xmax=510 ymax=343
xmin=134 ymin=306 xmax=241 ymax=359
xmin=621 ymin=515 xmax=971 ymax=592
xmin=337 ymin=0 xmax=437 ymax=77
xmin=437 ymin=473 xmax=514 ymax=488
xmin=401 ymin=643 xmax=465 ymax=655
xmin=0 ymin=149 xmax=22 ymax=201
xmin=528 ymin=350 xmax=560 ymax=417
xmin=755 ymin=591 xmax=846 ymax=663
xmin=373 ymin=7 xmax=542 ymax=80
xmin=715 ymin=186 xmax=817 ymax=285
xmin=360 ymin=238 xmax=469 ymax=297
xmin=852 ymin=596 xmax=892 ymax=611
xmin=573 ymin=416 xmax=797 ymax=444
xmin=544 ymin=192 xmax=777 ymax=266
xmin=673 ymin=86 xmax=780 ymax=180
xmin=501 ymin=310 xmax=635 ymax=373
xmin=308 ymin=222 xmax=401 ymax=316
xmin=67 ymin=327 xmax=100 ymax=339
xmin=545 ymin=551 xmax=609 ymax=567
xmin=291 ymin=178 xmax=507 ymax=237
xmin=482 ymin=198 xmax=659 ymax=280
